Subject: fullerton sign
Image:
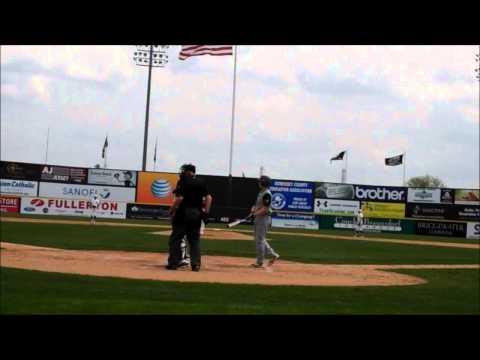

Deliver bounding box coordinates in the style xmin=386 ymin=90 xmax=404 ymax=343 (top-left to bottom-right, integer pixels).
xmin=20 ymin=196 xmax=127 ymax=219
xmin=42 ymin=198 xmax=118 ymax=211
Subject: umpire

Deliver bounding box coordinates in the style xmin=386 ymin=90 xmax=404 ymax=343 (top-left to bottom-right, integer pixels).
xmin=166 ymin=163 xmax=212 ymax=272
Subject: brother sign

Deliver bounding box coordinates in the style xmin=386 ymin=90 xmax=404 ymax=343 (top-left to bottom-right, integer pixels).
xmin=354 ymin=185 xmax=406 ymax=203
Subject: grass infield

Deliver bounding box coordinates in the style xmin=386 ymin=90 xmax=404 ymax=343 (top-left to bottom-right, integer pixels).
xmin=1 ymin=221 xmax=479 ymax=265
xmin=1 ymin=267 xmax=478 ymax=314
xmin=2 ymin=212 xmax=478 ymax=244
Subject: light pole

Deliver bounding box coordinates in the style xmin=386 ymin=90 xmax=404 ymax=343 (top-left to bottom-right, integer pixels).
xmin=45 ymin=127 xmax=50 ymax=164
xmin=133 ymin=45 xmax=169 ymax=171
xmin=475 ymin=49 xmax=479 ymax=81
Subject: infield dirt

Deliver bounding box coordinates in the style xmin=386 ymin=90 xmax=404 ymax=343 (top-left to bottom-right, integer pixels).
xmin=2 ymin=242 xmax=478 ymax=287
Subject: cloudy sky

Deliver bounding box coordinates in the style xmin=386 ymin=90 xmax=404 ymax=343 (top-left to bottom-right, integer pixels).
xmin=1 ymin=45 xmax=479 ymax=188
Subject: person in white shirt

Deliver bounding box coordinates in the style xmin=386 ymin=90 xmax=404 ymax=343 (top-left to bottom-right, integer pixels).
xmin=354 ymin=207 xmax=364 ymax=237
xmin=90 ymin=195 xmax=100 ymax=224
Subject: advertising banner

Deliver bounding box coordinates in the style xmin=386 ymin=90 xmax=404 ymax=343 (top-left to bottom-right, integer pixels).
xmin=466 ymin=222 xmax=480 ymax=239
xmin=406 ymin=203 xmax=479 ymax=221
xmin=40 ymin=165 xmax=87 ymax=184
xmin=271 ymin=213 xmax=319 ymax=230
xmin=315 ymin=182 xmax=355 ymax=200
xmin=39 ymin=182 xmax=135 ymax=202
xmin=362 ymin=202 xmax=405 ymax=219
xmin=454 ymin=189 xmax=480 ymax=205
xmin=407 ymin=188 xmax=441 ymax=204
xmin=0 ymin=196 xmax=20 ymax=213
xmin=270 ymin=180 xmax=314 ymax=212
xmin=0 ymin=161 xmax=41 ymax=181
xmin=415 ymin=221 xmax=467 ymax=238
xmin=136 ymin=172 xmax=179 ymax=205
xmin=354 ymin=184 xmax=406 ymax=203
xmin=406 ymin=203 xmax=449 ymax=220
xmin=318 ymin=216 xmax=415 ymax=234
xmin=314 ymin=198 xmax=359 ymax=216
xmin=0 ymin=178 xmax=38 ymax=196
xmin=440 ymin=189 xmax=455 ymax=204
xmin=451 ymin=205 xmax=480 ymax=222
xmin=88 ymin=169 xmax=137 ymax=187
xmin=20 ymin=196 xmax=127 ymax=219
xmin=126 ymin=203 xmax=170 ymax=220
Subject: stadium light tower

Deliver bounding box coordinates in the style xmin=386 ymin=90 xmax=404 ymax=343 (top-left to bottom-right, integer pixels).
xmin=133 ymin=45 xmax=169 ymax=171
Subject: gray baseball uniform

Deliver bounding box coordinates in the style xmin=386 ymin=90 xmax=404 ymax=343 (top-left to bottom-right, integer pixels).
xmin=253 ymin=189 xmax=278 ymax=265
xmin=354 ymin=209 xmax=364 ymax=235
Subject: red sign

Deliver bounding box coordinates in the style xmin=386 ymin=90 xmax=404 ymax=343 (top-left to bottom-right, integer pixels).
xmin=20 ymin=196 xmax=127 ymax=219
xmin=0 ymin=196 xmax=20 ymax=213
xmin=27 ymin=197 xmax=119 ymax=211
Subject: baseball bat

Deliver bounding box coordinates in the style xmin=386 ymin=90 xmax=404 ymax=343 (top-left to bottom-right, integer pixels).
xmin=227 ymin=214 xmax=253 ymax=228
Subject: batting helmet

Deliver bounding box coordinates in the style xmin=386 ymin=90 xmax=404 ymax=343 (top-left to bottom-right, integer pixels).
xmin=259 ymin=175 xmax=271 ymax=188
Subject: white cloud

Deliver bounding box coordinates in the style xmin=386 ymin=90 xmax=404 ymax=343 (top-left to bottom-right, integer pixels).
xmin=1 ymin=45 xmax=478 ymax=188
xmin=2 ymin=45 xmax=136 ymax=83
xmin=29 ymin=75 xmax=51 ymax=103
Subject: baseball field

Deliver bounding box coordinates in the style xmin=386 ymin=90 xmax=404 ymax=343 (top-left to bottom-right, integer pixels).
xmin=1 ymin=213 xmax=479 ymax=314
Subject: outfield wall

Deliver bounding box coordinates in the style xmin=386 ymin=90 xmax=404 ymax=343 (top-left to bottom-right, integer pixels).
xmin=1 ymin=160 xmax=479 ymax=238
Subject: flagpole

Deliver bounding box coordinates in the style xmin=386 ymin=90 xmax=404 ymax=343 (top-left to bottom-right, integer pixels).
xmin=403 ymin=151 xmax=406 ymax=186
xmin=45 ymin=127 xmax=50 ymax=164
xmin=228 ymin=45 xmax=238 ymax=177
xmin=104 ymin=134 xmax=108 ymax=169
xmin=142 ymin=45 xmax=154 ymax=172
xmin=345 ymin=150 xmax=348 ymax=183
xmin=340 ymin=152 xmax=344 ymax=183
xmin=154 ymin=136 xmax=158 ymax=172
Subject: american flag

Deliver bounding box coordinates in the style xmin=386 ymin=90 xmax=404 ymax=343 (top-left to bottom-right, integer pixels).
xmin=178 ymin=45 xmax=233 ymax=60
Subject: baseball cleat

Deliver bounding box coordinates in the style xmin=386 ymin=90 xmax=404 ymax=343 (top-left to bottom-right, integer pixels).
xmin=165 ymin=265 xmax=178 ymax=270
xmin=191 ymin=265 xmax=200 ymax=272
xmin=250 ymin=263 xmax=264 ymax=268
xmin=268 ymin=254 xmax=280 ymax=266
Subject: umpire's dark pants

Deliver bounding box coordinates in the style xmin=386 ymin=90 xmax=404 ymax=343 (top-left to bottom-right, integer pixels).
xmin=168 ymin=208 xmax=202 ymax=268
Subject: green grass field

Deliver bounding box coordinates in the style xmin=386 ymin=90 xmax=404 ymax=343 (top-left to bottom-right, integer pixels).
xmin=2 ymin=268 xmax=478 ymax=314
xmin=1 ymin=215 xmax=479 ymax=314
xmin=3 ymin=211 xmax=479 ymax=244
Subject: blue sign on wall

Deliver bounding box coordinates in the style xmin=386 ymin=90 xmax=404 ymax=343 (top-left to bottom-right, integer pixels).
xmin=270 ymin=180 xmax=314 ymax=212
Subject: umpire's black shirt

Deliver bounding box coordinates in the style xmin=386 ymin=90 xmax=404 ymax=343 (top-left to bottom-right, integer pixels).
xmin=173 ymin=176 xmax=209 ymax=225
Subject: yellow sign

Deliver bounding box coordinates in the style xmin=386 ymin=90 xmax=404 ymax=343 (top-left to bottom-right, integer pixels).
xmin=362 ymin=202 xmax=405 ymax=219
